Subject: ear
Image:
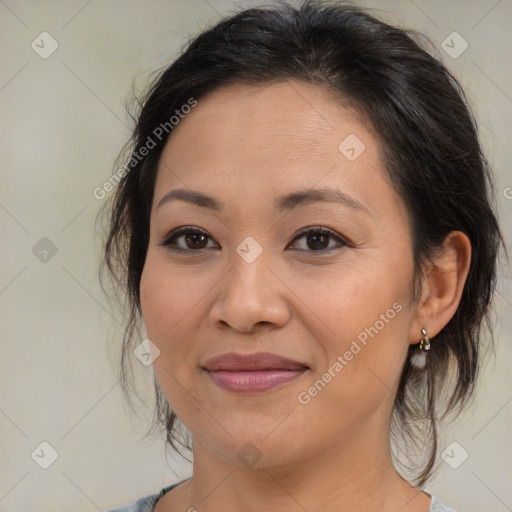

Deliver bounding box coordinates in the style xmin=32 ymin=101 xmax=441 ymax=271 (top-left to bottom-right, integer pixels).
xmin=409 ymin=231 xmax=472 ymax=345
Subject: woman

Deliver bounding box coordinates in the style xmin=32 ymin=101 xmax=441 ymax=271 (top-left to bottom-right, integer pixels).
xmin=101 ymin=1 xmax=505 ymax=511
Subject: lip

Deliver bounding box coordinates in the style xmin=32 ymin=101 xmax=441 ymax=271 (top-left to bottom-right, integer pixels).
xmin=206 ymin=368 xmax=308 ymax=393
xmin=202 ymin=352 xmax=309 ymax=394
xmin=202 ymin=352 xmax=309 ymax=371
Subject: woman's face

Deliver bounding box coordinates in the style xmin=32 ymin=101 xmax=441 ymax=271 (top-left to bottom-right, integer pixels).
xmin=140 ymin=80 xmax=421 ymax=468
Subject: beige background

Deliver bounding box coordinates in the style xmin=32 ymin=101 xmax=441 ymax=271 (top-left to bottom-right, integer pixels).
xmin=0 ymin=0 xmax=511 ymax=510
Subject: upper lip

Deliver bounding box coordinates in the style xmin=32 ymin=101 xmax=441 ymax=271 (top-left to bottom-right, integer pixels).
xmin=202 ymin=352 xmax=309 ymax=371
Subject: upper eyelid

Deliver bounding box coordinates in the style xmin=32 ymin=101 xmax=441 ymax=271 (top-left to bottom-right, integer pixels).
xmin=292 ymin=225 xmax=341 ymax=239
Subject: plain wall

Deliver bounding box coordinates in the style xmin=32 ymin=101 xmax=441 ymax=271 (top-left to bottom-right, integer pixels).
xmin=1 ymin=0 xmax=511 ymax=510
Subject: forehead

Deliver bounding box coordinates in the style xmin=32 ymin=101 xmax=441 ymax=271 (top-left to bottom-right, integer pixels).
xmin=154 ymin=80 xmax=399 ymax=217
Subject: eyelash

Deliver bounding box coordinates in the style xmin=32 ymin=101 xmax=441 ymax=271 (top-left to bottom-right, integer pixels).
xmin=158 ymin=225 xmax=350 ymax=254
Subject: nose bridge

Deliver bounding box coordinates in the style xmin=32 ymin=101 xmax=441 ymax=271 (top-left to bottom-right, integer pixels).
xmin=228 ymin=239 xmax=275 ymax=304
xmin=209 ymin=239 xmax=290 ymax=331
xmin=232 ymin=241 xmax=270 ymax=290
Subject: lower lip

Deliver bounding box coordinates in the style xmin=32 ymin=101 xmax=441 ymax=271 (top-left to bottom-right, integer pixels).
xmin=206 ymin=369 xmax=308 ymax=393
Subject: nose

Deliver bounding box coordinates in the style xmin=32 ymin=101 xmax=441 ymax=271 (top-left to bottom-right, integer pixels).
xmin=208 ymin=250 xmax=292 ymax=333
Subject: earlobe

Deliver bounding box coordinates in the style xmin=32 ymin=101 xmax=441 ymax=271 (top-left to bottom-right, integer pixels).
xmin=409 ymin=230 xmax=472 ymax=345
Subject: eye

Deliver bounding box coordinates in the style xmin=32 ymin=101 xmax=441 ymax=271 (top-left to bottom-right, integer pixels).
xmin=287 ymin=226 xmax=349 ymax=253
xmin=158 ymin=225 xmax=349 ymax=254
xmin=158 ymin=226 xmax=218 ymax=253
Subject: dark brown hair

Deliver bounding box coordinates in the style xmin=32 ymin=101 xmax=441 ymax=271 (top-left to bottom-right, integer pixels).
xmin=99 ymin=0 xmax=506 ymax=487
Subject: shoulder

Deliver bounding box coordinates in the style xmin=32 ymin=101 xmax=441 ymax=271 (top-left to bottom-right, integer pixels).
xmin=104 ymin=494 xmax=158 ymax=512
xmin=105 ymin=492 xmax=160 ymax=512
xmin=105 ymin=481 xmax=183 ymax=512
xmin=429 ymin=493 xmax=457 ymax=512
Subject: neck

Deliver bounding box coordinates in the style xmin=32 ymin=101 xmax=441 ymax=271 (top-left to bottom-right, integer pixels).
xmin=170 ymin=419 xmax=430 ymax=512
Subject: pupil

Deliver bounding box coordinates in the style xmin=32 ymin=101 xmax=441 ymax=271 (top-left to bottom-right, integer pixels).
xmin=308 ymin=233 xmax=328 ymax=250
xmin=186 ymin=233 xmax=207 ymax=249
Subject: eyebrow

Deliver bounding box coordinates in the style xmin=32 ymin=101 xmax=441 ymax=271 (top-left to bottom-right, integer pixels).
xmin=156 ymin=187 xmax=370 ymax=215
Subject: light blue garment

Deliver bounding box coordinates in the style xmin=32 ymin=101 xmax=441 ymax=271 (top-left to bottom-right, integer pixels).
xmin=106 ymin=480 xmax=456 ymax=511
xmin=105 ymin=481 xmax=179 ymax=512
xmin=426 ymin=491 xmax=457 ymax=511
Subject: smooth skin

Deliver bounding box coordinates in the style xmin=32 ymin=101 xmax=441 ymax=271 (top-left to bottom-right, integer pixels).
xmin=139 ymin=80 xmax=471 ymax=512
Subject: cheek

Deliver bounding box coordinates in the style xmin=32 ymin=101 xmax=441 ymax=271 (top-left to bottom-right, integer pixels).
xmin=139 ymin=256 xmax=185 ymax=372
xmin=292 ymin=260 xmax=412 ymax=419
xmin=140 ymin=255 xmax=198 ymax=339
xmin=139 ymin=260 xmax=188 ymax=410
xmin=140 ymin=259 xmax=167 ymax=338
xmin=296 ymin=315 xmax=409 ymax=439
xmin=139 ymin=253 xmax=212 ymax=385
